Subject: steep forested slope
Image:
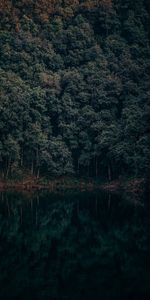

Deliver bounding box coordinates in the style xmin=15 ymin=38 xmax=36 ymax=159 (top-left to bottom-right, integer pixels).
xmin=0 ymin=0 xmax=150 ymax=179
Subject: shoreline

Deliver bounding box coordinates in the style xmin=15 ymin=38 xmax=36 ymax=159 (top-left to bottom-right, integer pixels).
xmin=0 ymin=177 xmax=145 ymax=195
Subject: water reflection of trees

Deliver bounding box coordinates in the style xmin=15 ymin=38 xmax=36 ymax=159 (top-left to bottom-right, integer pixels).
xmin=0 ymin=190 xmax=150 ymax=300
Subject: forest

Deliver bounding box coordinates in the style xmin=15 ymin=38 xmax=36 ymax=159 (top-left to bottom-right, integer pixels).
xmin=0 ymin=0 xmax=150 ymax=180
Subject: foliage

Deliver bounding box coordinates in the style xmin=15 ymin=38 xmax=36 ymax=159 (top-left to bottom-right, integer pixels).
xmin=0 ymin=0 xmax=149 ymax=179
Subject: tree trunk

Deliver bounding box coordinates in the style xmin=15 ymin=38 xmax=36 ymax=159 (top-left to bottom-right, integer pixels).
xmin=108 ymin=163 xmax=112 ymax=181
xmin=37 ymin=168 xmax=40 ymax=179
xmin=36 ymin=147 xmax=40 ymax=178
xmin=20 ymin=147 xmax=24 ymax=167
xmin=77 ymin=159 xmax=80 ymax=176
xmin=6 ymin=157 xmax=11 ymax=178
xmin=31 ymin=160 xmax=34 ymax=175
xmin=95 ymin=156 xmax=98 ymax=178
xmin=88 ymin=162 xmax=90 ymax=177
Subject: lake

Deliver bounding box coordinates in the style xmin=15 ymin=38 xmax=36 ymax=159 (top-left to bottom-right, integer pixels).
xmin=0 ymin=189 xmax=150 ymax=300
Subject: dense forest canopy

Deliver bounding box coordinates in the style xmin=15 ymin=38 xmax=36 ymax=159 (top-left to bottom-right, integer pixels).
xmin=0 ymin=0 xmax=150 ymax=179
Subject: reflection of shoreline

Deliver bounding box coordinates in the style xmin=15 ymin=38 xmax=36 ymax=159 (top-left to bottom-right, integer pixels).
xmin=0 ymin=177 xmax=145 ymax=195
xmin=101 ymin=178 xmax=145 ymax=197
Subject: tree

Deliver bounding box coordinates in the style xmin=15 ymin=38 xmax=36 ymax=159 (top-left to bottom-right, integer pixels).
xmin=40 ymin=137 xmax=74 ymax=177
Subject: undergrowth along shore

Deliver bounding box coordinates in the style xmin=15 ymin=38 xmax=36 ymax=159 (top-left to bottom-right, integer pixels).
xmin=0 ymin=176 xmax=145 ymax=195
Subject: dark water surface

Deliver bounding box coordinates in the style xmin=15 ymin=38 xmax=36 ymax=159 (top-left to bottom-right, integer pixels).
xmin=0 ymin=189 xmax=150 ymax=300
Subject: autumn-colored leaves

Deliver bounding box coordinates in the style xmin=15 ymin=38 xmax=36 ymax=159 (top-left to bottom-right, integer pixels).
xmin=0 ymin=0 xmax=112 ymax=25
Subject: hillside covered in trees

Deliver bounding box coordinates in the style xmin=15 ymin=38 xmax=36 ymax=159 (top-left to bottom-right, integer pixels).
xmin=0 ymin=0 xmax=150 ymax=180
